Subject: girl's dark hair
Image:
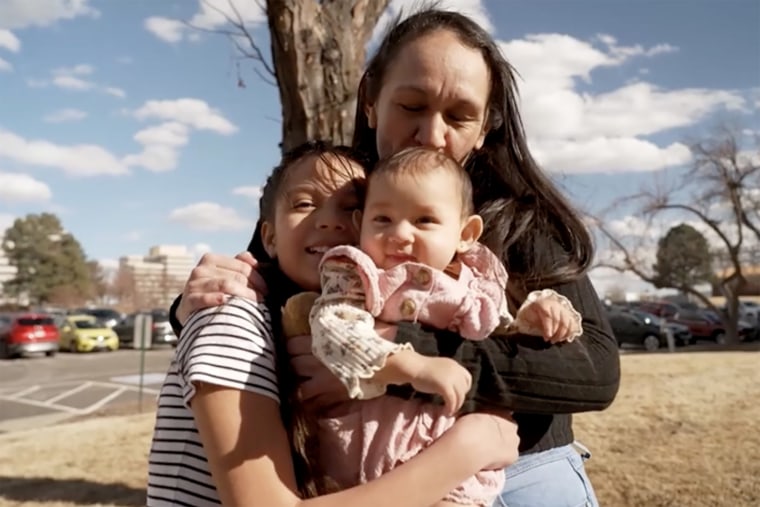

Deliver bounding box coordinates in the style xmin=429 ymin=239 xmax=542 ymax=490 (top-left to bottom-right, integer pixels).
xmin=246 ymin=139 xmax=366 ymax=498
xmin=352 ymin=6 xmax=594 ymax=297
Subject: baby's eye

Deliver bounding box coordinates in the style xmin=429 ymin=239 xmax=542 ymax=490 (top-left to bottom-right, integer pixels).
xmin=417 ymin=216 xmax=437 ymax=224
xmin=372 ymin=215 xmax=391 ymax=223
xmin=293 ymin=201 xmax=314 ymax=209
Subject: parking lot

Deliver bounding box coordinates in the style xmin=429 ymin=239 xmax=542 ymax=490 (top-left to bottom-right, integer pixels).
xmin=0 ymin=348 xmax=174 ymax=431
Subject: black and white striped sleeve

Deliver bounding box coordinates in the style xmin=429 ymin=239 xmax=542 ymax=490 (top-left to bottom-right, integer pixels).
xmin=176 ymin=296 xmax=279 ymax=405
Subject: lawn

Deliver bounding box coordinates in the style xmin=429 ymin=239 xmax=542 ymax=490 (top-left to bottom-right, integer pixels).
xmin=0 ymin=349 xmax=758 ymax=507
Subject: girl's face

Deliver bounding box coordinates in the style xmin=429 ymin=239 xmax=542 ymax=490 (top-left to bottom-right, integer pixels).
xmin=261 ymin=155 xmax=364 ymax=291
xmin=366 ymin=29 xmax=492 ymax=163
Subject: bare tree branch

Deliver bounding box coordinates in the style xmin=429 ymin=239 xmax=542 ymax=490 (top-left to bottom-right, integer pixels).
xmin=592 ymin=122 xmax=760 ymax=343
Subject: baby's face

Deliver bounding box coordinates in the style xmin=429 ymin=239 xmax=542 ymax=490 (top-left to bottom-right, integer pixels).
xmin=360 ymin=167 xmax=467 ymax=271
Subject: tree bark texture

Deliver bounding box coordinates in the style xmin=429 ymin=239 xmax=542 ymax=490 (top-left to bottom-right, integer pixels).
xmin=265 ymin=0 xmax=389 ymax=152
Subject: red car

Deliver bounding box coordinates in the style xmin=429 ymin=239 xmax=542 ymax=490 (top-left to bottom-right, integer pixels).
xmin=0 ymin=313 xmax=60 ymax=359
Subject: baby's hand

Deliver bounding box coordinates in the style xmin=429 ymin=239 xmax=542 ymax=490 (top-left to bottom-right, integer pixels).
xmin=519 ymin=297 xmax=580 ymax=344
xmin=409 ymin=356 xmax=472 ymax=415
xmin=378 ymin=351 xmax=471 ymax=414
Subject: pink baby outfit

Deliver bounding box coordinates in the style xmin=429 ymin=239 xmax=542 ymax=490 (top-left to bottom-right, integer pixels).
xmin=330 ymin=243 xmax=510 ymax=340
xmin=308 ymin=244 xmax=582 ymax=506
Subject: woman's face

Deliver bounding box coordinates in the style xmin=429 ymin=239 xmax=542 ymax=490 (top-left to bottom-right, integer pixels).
xmin=367 ymin=29 xmax=492 ymax=162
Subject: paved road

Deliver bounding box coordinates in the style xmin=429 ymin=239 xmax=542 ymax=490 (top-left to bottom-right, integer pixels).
xmin=0 ymin=347 xmax=174 ymax=430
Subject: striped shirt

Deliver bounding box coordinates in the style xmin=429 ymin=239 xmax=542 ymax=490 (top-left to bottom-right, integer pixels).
xmin=146 ymin=297 xmax=279 ymax=507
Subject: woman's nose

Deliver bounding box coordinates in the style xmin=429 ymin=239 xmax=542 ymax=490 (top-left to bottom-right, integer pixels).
xmin=414 ymin=114 xmax=447 ymax=150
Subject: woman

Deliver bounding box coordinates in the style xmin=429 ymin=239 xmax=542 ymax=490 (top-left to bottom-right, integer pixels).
xmin=171 ymin=8 xmax=619 ymax=507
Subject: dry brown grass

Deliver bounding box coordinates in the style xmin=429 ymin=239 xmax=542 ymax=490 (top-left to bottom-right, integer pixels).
xmin=0 ymin=349 xmax=758 ymax=507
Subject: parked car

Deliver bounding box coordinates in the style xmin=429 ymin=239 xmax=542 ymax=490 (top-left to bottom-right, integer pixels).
xmin=637 ymin=302 xmax=752 ymax=344
xmin=626 ymin=309 xmax=695 ymax=346
xmin=606 ymin=307 xmax=669 ymax=351
xmin=59 ymin=314 xmax=119 ymax=353
xmin=0 ymin=313 xmax=60 ymax=359
xmin=722 ymin=300 xmax=760 ymax=326
xmin=70 ymin=307 xmax=123 ymax=328
xmin=113 ymin=309 xmax=177 ymax=348
xmin=700 ymin=310 xmax=756 ymax=342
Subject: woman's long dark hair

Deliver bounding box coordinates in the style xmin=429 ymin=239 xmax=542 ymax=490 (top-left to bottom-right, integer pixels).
xmin=246 ymin=140 xmax=365 ymax=497
xmin=353 ymin=7 xmax=594 ymax=299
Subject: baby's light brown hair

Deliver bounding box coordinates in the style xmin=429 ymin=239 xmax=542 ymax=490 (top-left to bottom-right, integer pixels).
xmin=368 ymin=147 xmax=475 ymax=217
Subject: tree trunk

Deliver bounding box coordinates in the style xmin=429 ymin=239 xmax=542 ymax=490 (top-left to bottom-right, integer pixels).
xmin=265 ymin=0 xmax=389 ymax=152
xmin=720 ymin=279 xmax=744 ymax=345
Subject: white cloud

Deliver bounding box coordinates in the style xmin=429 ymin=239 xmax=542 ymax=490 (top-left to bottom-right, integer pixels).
xmin=50 ymin=64 xmax=94 ymax=90
xmin=0 ymin=29 xmax=20 ymax=52
xmin=232 ymin=185 xmax=262 ymax=199
xmin=43 ymin=108 xmax=88 ymax=123
xmin=499 ymin=33 xmax=744 ymax=173
xmin=144 ymin=17 xmax=185 ymax=43
xmin=531 ymin=137 xmax=692 ymax=174
xmin=123 ymin=122 xmax=190 ymax=172
xmin=123 ymin=100 xmax=237 ymax=173
xmin=0 ymin=57 xmax=11 ymax=72
xmin=0 ymin=172 xmax=52 ymax=202
xmin=371 ymin=0 xmax=492 ymax=51
xmin=0 ymin=0 xmax=98 ymax=30
xmin=595 ymin=33 xmax=679 ymax=60
xmin=168 ymin=202 xmax=254 ymax=231
xmin=53 ymin=63 xmax=93 ymax=76
xmin=0 ymin=128 xmax=128 ymax=176
xmin=52 ymin=74 xmax=93 ymax=90
xmin=133 ymin=99 xmax=238 ymax=135
xmin=103 ymin=86 xmax=126 ymax=98
xmin=133 ymin=121 xmax=189 ymax=147
xmin=29 ymin=64 xmax=126 ymax=97
xmin=145 ymin=0 xmax=265 ymax=43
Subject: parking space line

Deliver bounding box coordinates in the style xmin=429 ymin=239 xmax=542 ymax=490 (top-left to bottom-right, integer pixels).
xmin=0 ymin=393 xmax=84 ymax=414
xmin=5 ymin=385 xmax=40 ymax=399
xmin=80 ymin=387 xmax=128 ymax=413
xmin=45 ymin=381 xmax=94 ymax=404
xmin=92 ymin=381 xmax=161 ymax=395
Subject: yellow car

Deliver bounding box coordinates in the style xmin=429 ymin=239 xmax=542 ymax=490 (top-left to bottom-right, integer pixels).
xmin=59 ymin=314 xmax=119 ymax=353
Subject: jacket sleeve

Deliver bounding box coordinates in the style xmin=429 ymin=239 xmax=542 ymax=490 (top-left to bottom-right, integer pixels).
xmin=393 ymin=273 xmax=620 ymax=415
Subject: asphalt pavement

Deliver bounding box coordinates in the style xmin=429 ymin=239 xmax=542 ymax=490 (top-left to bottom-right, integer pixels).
xmin=0 ymin=347 xmax=174 ymax=432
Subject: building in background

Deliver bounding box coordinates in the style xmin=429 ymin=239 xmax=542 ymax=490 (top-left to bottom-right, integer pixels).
xmin=117 ymin=245 xmax=195 ymax=311
xmin=0 ymin=251 xmax=19 ymax=305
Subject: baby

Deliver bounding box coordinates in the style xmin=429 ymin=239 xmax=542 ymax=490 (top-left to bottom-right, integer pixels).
xmin=307 ymin=147 xmax=582 ymax=507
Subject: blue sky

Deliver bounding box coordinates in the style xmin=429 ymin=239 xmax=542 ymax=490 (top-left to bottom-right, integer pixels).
xmin=0 ymin=0 xmax=758 ymax=295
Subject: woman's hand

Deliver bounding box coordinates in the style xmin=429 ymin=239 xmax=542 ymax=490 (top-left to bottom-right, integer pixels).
xmin=453 ymin=412 xmax=520 ymax=470
xmin=177 ymin=252 xmax=268 ymax=326
xmin=286 ymin=334 xmax=349 ymax=412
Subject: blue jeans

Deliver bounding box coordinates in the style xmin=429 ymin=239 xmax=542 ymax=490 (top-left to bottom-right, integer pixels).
xmin=493 ymin=443 xmax=599 ymax=507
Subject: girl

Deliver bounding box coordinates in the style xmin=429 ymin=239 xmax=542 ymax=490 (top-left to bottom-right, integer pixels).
xmin=146 ymin=141 xmax=521 ymax=507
